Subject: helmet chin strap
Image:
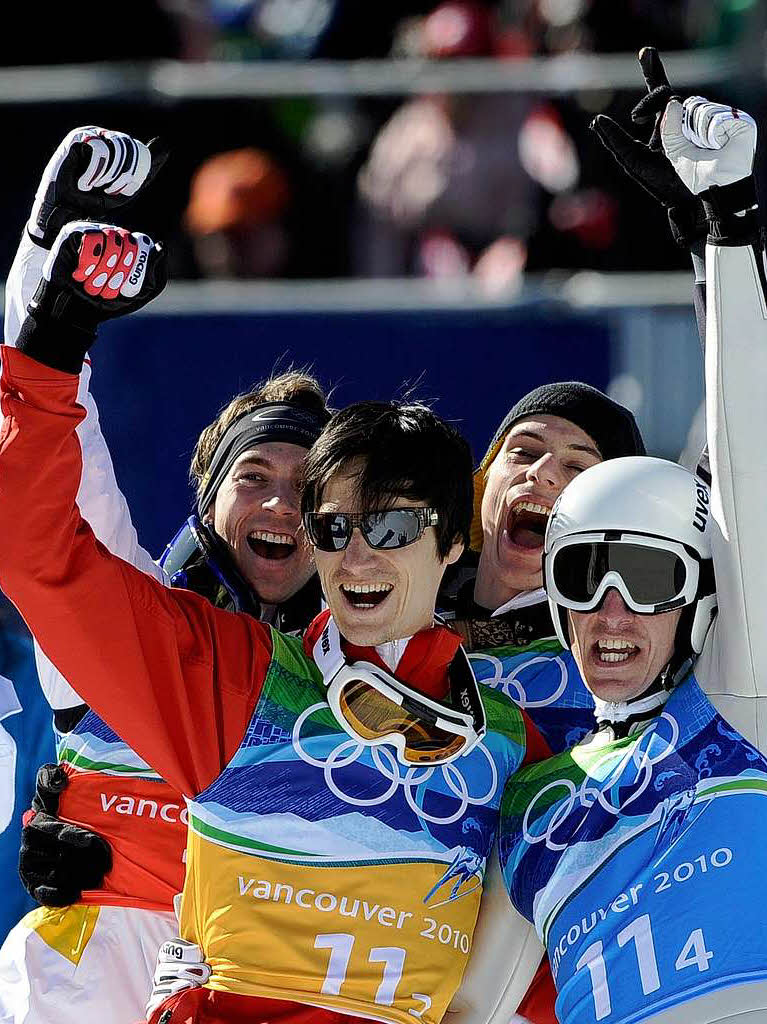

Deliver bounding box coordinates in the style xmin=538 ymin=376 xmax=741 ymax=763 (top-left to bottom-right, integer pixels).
xmin=593 ymin=682 xmax=670 ymax=739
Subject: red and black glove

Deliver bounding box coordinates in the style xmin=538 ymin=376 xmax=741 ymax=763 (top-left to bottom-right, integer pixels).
xmin=19 ymin=763 xmax=112 ymax=907
xmin=17 ymin=221 xmax=167 ymax=373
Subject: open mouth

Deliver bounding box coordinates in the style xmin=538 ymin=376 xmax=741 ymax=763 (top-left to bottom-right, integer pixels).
xmin=594 ymin=639 xmax=639 ymax=665
xmin=340 ymin=583 xmax=394 ymax=611
xmin=247 ymin=530 xmax=297 ymax=561
xmin=506 ymin=500 xmax=551 ymax=550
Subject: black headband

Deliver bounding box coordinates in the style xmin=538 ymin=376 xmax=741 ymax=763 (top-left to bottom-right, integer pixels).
xmin=197 ymin=402 xmax=328 ymax=516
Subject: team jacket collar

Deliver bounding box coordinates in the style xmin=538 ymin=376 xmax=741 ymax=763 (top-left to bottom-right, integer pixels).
xmin=305 ymin=609 xmax=460 ymax=701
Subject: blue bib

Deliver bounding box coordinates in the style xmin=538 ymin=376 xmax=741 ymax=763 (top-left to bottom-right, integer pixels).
xmin=499 ymin=673 xmax=767 ymax=1024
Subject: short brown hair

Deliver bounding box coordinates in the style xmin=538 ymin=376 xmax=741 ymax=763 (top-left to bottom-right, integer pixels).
xmin=191 ymin=370 xmax=331 ymax=510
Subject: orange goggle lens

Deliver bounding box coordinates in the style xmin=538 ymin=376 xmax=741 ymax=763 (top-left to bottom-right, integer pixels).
xmin=338 ymin=680 xmax=467 ymax=764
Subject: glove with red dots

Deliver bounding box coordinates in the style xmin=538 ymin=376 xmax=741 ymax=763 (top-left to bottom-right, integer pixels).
xmin=28 ymin=126 xmax=169 ymax=249
xmin=16 ymin=221 xmax=167 ymax=373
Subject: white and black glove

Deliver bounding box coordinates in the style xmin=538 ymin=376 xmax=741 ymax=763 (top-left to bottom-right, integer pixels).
xmin=17 ymin=221 xmax=167 ymax=373
xmin=28 ymin=126 xmax=169 ymax=249
xmin=145 ymin=938 xmax=211 ymax=1020
xmin=661 ymin=96 xmax=759 ymax=244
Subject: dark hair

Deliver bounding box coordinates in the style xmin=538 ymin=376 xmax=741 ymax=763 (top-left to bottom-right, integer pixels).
xmin=301 ymin=401 xmax=473 ymax=559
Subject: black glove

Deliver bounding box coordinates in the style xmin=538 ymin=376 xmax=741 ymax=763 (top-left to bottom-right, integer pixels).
xmin=29 ymin=127 xmax=170 ymax=249
xmin=590 ymin=46 xmax=706 ymax=248
xmin=16 ymin=221 xmax=168 ymax=373
xmin=19 ymin=764 xmax=112 ymax=907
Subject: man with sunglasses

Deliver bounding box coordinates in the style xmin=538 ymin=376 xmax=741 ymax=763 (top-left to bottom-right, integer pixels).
xmin=0 ymin=128 xmax=331 ymax=1024
xmin=499 ymin=93 xmax=767 ymax=1024
xmin=0 ymin=207 xmax=552 ymax=1024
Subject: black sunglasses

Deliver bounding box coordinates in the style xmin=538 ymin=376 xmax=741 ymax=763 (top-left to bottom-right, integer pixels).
xmin=304 ymin=508 xmax=439 ymax=552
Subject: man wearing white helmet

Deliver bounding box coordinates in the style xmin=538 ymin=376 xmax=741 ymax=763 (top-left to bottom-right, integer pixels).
xmin=497 ymin=88 xmax=767 ymax=1024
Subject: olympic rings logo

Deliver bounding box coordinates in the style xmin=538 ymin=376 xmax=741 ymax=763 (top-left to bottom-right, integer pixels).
xmin=522 ymin=711 xmax=680 ymax=851
xmin=292 ymin=703 xmax=498 ymax=825
xmin=470 ymin=651 xmax=569 ymax=709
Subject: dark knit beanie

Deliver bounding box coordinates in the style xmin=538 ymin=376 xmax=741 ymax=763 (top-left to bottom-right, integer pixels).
xmin=470 ymin=382 xmax=645 ymax=550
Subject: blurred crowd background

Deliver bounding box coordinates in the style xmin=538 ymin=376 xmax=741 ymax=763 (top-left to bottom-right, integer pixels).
xmin=1 ymin=0 xmax=765 ymax=287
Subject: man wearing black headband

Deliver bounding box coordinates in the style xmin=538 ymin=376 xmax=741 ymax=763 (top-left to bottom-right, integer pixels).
xmin=0 ymin=129 xmax=330 ymax=1024
xmin=166 ymin=377 xmax=329 ymax=629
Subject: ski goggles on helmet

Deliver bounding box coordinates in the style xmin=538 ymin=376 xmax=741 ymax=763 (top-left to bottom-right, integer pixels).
xmin=160 ymin=516 xmax=261 ymax=618
xmin=545 ymin=532 xmax=702 ymax=615
xmin=304 ymin=507 xmax=439 ymax=553
xmin=313 ymin=618 xmax=485 ymax=765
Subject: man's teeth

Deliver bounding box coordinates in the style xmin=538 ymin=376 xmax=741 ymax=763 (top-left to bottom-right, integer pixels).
xmin=250 ymin=531 xmax=294 ymax=546
xmin=341 ymin=583 xmax=393 ymax=609
xmin=514 ymin=500 xmax=551 ymax=516
xmin=597 ymin=639 xmax=637 ymax=663
xmin=342 ymin=583 xmax=393 ymax=594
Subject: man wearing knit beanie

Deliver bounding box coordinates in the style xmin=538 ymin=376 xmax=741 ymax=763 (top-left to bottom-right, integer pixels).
xmin=447 ymin=381 xmax=645 ymax=627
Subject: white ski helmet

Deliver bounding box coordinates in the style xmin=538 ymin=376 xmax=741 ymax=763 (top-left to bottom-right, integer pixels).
xmin=543 ymin=457 xmax=717 ymax=663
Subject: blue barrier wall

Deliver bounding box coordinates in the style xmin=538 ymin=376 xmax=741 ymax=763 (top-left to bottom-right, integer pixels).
xmin=96 ymin=305 xmax=611 ymax=555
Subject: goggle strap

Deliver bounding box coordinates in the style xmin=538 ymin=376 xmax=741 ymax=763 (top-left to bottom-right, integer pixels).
xmin=312 ymin=617 xmax=348 ymax=682
xmin=448 ymin=646 xmax=486 ymax=737
xmin=161 ymin=515 xmax=261 ymax=617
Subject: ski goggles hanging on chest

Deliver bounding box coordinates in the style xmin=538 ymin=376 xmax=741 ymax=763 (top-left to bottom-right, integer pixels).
xmin=544 ymin=531 xmax=703 ymax=614
xmin=312 ymin=617 xmax=486 ymax=766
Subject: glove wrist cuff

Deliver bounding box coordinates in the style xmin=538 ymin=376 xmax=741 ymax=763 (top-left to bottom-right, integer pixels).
xmin=28 ymin=205 xmax=84 ymax=251
xmin=700 ymin=178 xmax=760 ymax=246
xmin=667 ymin=201 xmax=708 ymax=249
xmin=18 ymin=279 xmax=99 ymax=374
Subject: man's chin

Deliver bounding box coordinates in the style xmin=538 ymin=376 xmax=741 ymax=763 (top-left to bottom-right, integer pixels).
xmin=491 ymin=541 xmax=542 ymax=586
xmin=327 ymin=592 xmax=416 ymax=648
xmin=243 ymin=569 xmax=312 ymax=608
xmin=583 ymin=669 xmax=650 ymax=705
xmin=498 ymin=564 xmax=543 ymax=596
xmin=328 ymin=607 xmax=391 ymax=647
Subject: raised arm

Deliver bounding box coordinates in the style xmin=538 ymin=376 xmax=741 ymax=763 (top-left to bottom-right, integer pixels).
xmin=0 ymin=223 xmax=273 ymax=795
xmin=4 ymin=129 xmax=169 ymax=708
xmin=660 ymin=95 xmax=767 ymax=750
xmin=6 ymin=127 xmax=168 ymax=575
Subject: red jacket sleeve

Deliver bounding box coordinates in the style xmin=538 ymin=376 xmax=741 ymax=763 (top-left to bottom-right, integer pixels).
xmin=521 ymin=708 xmax=552 ymax=766
xmin=517 ymin=956 xmax=558 ymax=1024
xmin=0 ymin=348 xmax=273 ymax=797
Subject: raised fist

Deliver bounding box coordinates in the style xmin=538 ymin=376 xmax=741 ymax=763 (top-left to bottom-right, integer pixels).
xmin=661 ymin=97 xmax=757 ymax=197
xmin=35 ymin=221 xmax=167 ymax=320
xmin=17 ymin=222 xmax=167 ymax=373
xmin=29 ymin=126 xmax=169 ymax=248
